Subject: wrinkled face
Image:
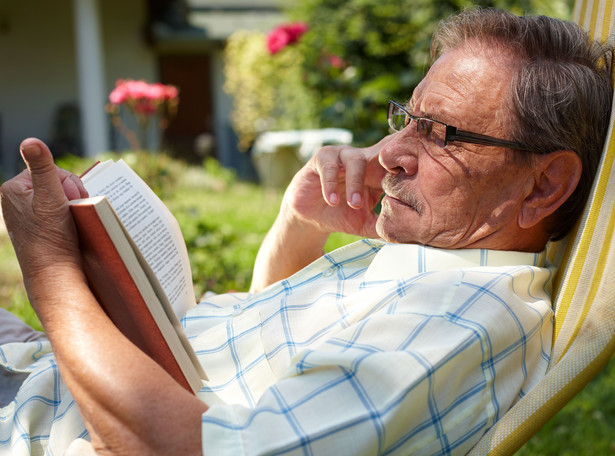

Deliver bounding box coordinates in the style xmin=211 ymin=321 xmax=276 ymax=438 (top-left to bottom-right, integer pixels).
xmin=376 ymin=45 xmax=534 ymax=249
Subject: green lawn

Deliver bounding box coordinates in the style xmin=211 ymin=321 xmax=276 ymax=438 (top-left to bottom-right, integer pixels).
xmin=518 ymin=357 xmax=615 ymax=455
xmin=1 ymin=152 xmax=613 ymax=453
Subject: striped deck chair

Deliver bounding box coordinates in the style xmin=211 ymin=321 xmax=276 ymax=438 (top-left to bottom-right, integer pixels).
xmin=469 ymin=0 xmax=615 ymax=453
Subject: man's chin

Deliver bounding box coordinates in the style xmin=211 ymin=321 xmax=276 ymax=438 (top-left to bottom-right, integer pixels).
xmin=375 ymin=215 xmax=414 ymax=244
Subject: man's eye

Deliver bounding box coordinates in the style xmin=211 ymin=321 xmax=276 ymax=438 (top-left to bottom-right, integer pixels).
xmin=417 ymin=119 xmax=432 ymax=136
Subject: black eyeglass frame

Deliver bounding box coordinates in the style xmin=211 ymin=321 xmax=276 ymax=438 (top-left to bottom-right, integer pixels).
xmin=387 ymin=100 xmax=534 ymax=152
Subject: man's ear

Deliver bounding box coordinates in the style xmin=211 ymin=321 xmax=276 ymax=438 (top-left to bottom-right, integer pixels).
xmin=518 ymin=150 xmax=582 ymax=229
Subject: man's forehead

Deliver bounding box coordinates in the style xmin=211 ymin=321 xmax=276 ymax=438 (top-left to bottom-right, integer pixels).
xmin=410 ymin=47 xmax=511 ymax=124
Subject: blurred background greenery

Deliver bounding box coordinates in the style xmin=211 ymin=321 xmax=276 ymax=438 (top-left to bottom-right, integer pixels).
xmin=2 ymin=0 xmax=614 ymax=453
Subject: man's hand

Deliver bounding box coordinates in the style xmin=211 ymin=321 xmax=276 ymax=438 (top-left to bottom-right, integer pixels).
xmin=281 ymin=135 xmax=393 ymax=239
xmin=0 ymin=138 xmax=88 ymax=297
xmin=250 ymin=135 xmax=394 ymax=292
xmin=2 ymin=139 xmax=208 ymax=455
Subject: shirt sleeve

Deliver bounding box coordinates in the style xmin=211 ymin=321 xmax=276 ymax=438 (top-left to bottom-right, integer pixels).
xmin=200 ymin=268 xmax=552 ymax=456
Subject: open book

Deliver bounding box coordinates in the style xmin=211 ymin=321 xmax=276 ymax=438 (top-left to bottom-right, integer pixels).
xmin=68 ymin=159 xmax=207 ymax=394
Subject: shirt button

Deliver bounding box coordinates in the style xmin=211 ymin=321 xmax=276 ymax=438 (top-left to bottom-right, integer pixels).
xmin=231 ymin=305 xmax=243 ymax=316
xmin=322 ymin=268 xmax=335 ymax=277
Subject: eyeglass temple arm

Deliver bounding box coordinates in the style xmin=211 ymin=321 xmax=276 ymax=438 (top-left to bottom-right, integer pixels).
xmin=446 ymin=127 xmax=533 ymax=152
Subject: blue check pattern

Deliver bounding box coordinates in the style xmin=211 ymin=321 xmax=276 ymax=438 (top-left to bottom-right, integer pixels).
xmin=0 ymin=240 xmax=553 ymax=455
xmin=189 ymin=240 xmax=553 ymax=455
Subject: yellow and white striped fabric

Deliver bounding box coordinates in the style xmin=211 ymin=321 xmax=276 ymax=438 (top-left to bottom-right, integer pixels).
xmin=469 ymin=1 xmax=615 ymax=453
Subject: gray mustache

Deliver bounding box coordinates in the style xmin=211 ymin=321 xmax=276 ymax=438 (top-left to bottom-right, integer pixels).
xmin=381 ymin=174 xmax=424 ymax=215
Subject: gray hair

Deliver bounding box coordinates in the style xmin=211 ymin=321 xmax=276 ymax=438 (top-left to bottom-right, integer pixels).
xmin=431 ymin=8 xmax=613 ymax=240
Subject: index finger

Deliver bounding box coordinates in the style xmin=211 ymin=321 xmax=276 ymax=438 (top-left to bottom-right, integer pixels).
xmin=341 ymin=135 xmax=395 ymax=208
xmin=313 ymin=145 xmax=349 ymax=206
xmin=339 ymin=148 xmax=368 ymax=209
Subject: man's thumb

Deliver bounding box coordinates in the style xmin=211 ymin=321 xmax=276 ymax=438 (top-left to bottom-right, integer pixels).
xmin=20 ymin=138 xmax=66 ymax=203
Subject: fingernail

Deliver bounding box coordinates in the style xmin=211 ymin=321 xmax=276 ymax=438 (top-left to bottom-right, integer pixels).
xmin=329 ymin=192 xmax=339 ymax=205
xmin=350 ymin=193 xmax=362 ymax=207
xmin=20 ymin=143 xmax=42 ymax=161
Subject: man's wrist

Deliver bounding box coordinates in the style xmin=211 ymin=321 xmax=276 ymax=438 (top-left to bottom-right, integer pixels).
xmin=279 ymin=203 xmax=331 ymax=239
xmin=23 ymin=259 xmax=86 ymax=302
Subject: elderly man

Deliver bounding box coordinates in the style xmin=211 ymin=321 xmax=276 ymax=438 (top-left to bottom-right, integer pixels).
xmin=0 ymin=7 xmax=612 ymax=456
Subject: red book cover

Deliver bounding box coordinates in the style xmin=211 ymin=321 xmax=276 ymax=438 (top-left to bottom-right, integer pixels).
xmin=70 ymin=202 xmax=194 ymax=393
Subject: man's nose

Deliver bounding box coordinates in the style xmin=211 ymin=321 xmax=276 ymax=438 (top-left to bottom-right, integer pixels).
xmin=378 ymin=128 xmax=419 ymax=176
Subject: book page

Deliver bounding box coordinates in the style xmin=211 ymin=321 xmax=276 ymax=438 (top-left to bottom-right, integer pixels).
xmin=82 ymin=160 xmax=196 ymax=317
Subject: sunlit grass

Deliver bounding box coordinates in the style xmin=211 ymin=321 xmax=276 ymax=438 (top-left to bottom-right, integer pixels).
xmin=0 ymin=227 xmax=40 ymax=330
xmin=518 ymin=357 xmax=615 ymax=455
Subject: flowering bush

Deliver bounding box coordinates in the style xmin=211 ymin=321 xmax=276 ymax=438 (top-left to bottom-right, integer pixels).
xmin=266 ymin=22 xmax=309 ymax=54
xmin=107 ymin=79 xmax=179 ymax=151
xmin=224 ymin=29 xmax=320 ymax=151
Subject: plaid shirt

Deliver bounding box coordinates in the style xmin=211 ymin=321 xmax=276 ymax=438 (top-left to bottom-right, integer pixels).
xmin=0 ymin=240 xmax=553 ymax=455
xmin=191 ymin=239 xmax=553 ymax=455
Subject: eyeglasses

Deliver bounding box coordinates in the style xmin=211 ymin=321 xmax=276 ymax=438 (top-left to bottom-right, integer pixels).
xmin=387 ymin=100 xmax=533 ymax=152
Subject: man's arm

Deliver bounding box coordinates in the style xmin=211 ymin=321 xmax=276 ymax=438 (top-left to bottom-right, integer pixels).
xmin=1 ymin=139 xmax=208 ymax=455
xmin=250 ymin=135 xmax=393 ymax=293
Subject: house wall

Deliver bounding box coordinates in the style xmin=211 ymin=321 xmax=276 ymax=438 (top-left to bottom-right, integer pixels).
xmin=0 ymin=0 xmax=78 ymax=175
xmin=0 ymin=0 xmax=158 ymax=177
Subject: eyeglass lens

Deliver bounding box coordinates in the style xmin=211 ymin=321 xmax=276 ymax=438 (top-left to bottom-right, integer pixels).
xmin=388 ymin=102 xmax=447 ymax=147
xmin=388 ymin=103 xmax=410 ymax=131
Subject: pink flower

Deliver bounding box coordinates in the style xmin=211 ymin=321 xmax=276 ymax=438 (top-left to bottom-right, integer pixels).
xmin=267 ymin=22 xmax=309 ymax=55
xmin=285 ymin=22 xmax=308 ymax=43
xmin=145 ymin=83 xmax=167 ymax=102
xmin=164 ymin=85 xmax=179 ymax=101
xmin=267 ymin=28 xmax=291 ymax=54
xmin=126 ymin=80 xmax=146 ymax=100
xmin=108 ymin=79 xmax=178 ymax=111
xmin=107 ymin=79 xmax=179 ymax=150
xmin=328 ymin=55 xmax=345 ymax=68
xmin=109 ymin=79 xmax=129 ymax=105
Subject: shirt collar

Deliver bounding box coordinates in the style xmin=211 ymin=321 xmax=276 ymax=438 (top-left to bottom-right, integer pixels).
xmin=364 ymin=243 xmax=546 ymax=282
